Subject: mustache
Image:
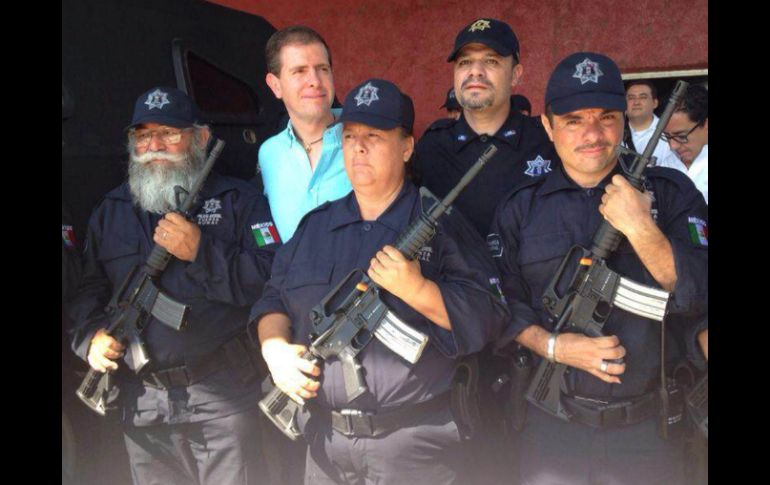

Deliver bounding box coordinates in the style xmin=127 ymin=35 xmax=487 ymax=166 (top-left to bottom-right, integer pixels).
xmin=575 ymin=142 xmax=613 ymax=151
xmin=461 ymin=77 xmax=494 ymax=90
xmin=131 ymin=150 xmax=187 ymax=164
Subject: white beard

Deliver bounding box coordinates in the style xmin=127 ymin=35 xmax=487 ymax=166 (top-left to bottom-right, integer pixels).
xmin=127 ymin=140 xmax=205 ymax=214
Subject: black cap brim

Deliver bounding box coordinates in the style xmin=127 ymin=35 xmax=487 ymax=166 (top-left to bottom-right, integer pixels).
xmin=549 ymin=92 xmax=626 ymax=116
xmin=330 ymin=112 xmax=404 ymax=132
xmin=447 ymin=39 xmax=514 ymax=62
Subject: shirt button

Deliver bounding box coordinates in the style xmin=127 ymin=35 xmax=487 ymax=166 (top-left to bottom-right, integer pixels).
xmin=586 ymin=189 xmax=594 ymax=196
xmin=363 ymin=223 xmax=372 ymax=231
xmin=480 ymin=135 xmax=488 ymax=143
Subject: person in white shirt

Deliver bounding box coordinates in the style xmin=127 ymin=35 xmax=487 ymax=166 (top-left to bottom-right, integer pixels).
xmin=625 ymin=80 xmax=678 ymax=166
xmin=660 ymin=84 xmax=708 ymax=204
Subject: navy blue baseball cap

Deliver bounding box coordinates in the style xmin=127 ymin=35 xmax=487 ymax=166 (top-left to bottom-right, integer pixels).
xmin=447 ymin=18 xmax=520 ymax=62
xmin=545 ymin=52 xmax=626 ymax=115
xmin=127 ymin=86 xmax=201 ymax=130
xmin=332 ymin=79 xmax=415 ymax=134
xmin=440 ymin=88 xmax=461 ymax=110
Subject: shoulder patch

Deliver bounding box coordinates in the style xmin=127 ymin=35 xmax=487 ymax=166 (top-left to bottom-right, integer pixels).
xmin=251 ymin=221 xmax=281 ymax=246
xmin=687 ymin=217 xmax=708 ymax=247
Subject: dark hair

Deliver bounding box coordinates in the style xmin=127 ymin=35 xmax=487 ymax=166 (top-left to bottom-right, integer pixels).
xmin=674 ymin=84 xmax=708 ymax=124
xmin=265 ymin=26 xmax=332 ymax=75
xmin=511 ymin=94 xmax=531 ymax=113
xmin=625 ymin=80 xmax=658 ymax=100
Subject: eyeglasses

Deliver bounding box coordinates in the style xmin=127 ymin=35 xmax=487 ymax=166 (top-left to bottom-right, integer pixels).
xmin=129 ymin=128 xmax=190 ymax=148
xmin=660 ymin=121 xmax=704 ymax=144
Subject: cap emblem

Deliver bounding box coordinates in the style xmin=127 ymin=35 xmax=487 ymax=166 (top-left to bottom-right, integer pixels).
xmin=573 ymin=58 xmax=603 ymax=85
xmin=144 ymin=89 xmax=171 ymax=110
xmin=354 ymin=82 xmax=380 ymax=107
xmin=468 ymin=19 xmax=492 ymax=32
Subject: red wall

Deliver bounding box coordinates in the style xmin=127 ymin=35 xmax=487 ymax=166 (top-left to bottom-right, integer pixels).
xmin=209 ymin=0 xmax=708 ymax=136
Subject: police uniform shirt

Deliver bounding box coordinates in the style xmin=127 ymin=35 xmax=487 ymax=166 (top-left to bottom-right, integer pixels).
xmin=489 ymin=164 xmax=708 ymax=399
xmin=413 ymin=109 xmax=559 ymax=237
xmin=68 ymin=172 xmax=279 ymax=425
xmin=250 ymin=181 xmax=509 ymax=412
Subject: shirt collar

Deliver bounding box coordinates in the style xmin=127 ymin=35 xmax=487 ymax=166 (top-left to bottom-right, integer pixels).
xmin=286 ymin=107 xmax=343 ymax=148
xmin=327 ymin=181 xmax=416 ymax=233
xmin=451 ymin=108 xmax=524 ymax=152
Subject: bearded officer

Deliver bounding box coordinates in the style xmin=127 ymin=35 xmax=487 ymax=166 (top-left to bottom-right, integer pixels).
xmin=68 ymin=87 xmax=279 ymax=485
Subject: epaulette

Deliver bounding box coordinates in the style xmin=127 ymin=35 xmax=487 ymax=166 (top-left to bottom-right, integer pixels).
xmin=502 ymin=172 xmax=547 ymax=202
xmin=293 ymin=199 xmax=335 ymax=232
xmin=645 ymin=165 xmax=697 ymax=192
xmin=425 ymin=117 xmax=456 ymax=132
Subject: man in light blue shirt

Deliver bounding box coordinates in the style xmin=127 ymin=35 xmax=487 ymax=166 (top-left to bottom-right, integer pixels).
xmin=259 ymin=26 xmax=352 ymax=240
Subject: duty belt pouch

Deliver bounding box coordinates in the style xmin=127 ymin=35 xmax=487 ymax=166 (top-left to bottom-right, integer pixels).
xmin=506 ymin=345 xmax=533 ymax=432
xmin=451 ymin=354 xmax=481 ymax=440
xmin=222 ymin=333 xmax=258 ymax=385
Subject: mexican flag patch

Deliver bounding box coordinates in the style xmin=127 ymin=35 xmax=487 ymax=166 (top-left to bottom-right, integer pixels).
xmin=687 ymin=217 xmax=708 ymax=247
xmin=62 ymin=224 xmax=76 ymax=249
xmin=252 ymin=222 xmax=281 ymax=247
xmin=489 ymin=276 xmax=507 ymax=304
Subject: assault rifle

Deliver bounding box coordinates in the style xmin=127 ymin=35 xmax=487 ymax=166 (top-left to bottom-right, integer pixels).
xmin=525 ymin=81 xmax=689 ymax=420
xmin=76 ymin=139 xmax=226 ymax=415
xmin=259 ymin=145 xmax=499 ymax=440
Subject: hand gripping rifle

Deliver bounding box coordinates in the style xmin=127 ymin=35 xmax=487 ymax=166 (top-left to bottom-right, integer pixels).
xmin=76 ymin=139 xmax=226 ymax=415
xmin=525 ymin=81 xmax=689 ymax=420
xmin=259 ymin=145 xmax=499 ymax=440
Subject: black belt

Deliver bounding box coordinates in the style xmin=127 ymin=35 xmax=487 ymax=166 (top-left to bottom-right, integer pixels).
xmin=328 ymin=393 xmax=450 ymax=438
xmin=141 ymin=331 xmax=257 ymax=389
xmin=562 ymin=392 xmax=658 ymax=428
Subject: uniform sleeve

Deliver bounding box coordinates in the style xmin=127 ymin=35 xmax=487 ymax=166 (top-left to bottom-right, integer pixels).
xmin=184 ymin=191 xmax=277 ymax=308
xmin=488 ymin=194 xmax=542 ymax=349
xmin=653 ymin=171 xmax=709 ymax=317
xmin=427 ymin=210 xmax=511 ymax=357
xmin=687 ymin=316 xmax=708 ymax=369
xmin=66 ymin=207 xmax=114 ymax=361
xmin=246 ymin=221 xmax=305 ymax=342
